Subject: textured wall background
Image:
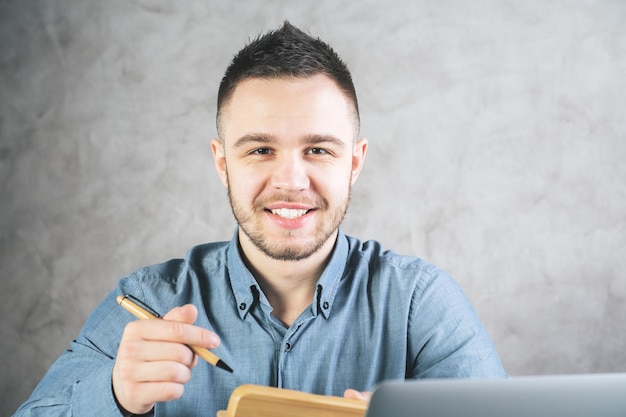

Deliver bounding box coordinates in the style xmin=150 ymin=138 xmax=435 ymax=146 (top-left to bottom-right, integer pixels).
xmin=1 ymin=0 xmax=625 ymax=415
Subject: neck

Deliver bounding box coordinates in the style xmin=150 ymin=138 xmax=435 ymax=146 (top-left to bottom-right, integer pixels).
xmin=238 ymin=229 xmax=337 ymax=326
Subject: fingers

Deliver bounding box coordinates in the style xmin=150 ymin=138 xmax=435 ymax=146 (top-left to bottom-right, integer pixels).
xmin=124 ymin=306 xmax=221 ymax=350
xmin=343 ymin=389 xmax=372 ymax=402
xmin=115 ymin=349 xmax=194 ymax=384
xmin=162 ymin=304 xmax=198 ymax=323
xmin=114 ymin=356 xmax=192 ymax=413
xmin=117 ymin=339 xmax=198 ymax=369
xmin=112 ymin=304 xmax=220 ymax=414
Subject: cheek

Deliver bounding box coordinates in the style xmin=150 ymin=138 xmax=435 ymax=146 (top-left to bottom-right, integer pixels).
xmin=313 ymin=168 xmax=352 ymax=197
xmin=226 ymin=165 xmax=267 ymax=197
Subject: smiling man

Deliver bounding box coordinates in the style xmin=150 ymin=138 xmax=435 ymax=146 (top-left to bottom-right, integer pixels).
xmin=215 ymin=74 xmax=362 ymax=264
xmin=14 ymin=22 xmax=506 ymax=417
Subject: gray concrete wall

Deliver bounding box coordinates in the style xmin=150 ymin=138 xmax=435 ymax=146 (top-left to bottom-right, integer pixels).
xmin=1 ymin=0 xmax=625 ymax=415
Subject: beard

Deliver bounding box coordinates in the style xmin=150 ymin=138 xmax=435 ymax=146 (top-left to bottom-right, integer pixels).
xmin=227 ymin=181 xmax=351 ymax=262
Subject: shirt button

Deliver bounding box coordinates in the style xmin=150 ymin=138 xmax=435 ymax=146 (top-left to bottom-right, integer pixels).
xmin=285 ymin=342 xmax=292 ymax=351
xmin=323 ymin=301 xmax=329 ymax=310
xmin=239 ymin=302 xmax=246 ymax=310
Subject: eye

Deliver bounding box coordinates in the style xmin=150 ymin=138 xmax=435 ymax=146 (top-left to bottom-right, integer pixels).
xmin=306 ymin=147 xmax=329 ymax=155
xmin=250 ymin=147 xmax=272 ymax=155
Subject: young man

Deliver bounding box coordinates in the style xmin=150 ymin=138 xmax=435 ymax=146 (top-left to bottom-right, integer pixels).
xmin=15 ymin=22 xmax=505 ymax=417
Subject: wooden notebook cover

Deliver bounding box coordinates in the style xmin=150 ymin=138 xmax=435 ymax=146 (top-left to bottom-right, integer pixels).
xmin=216 ymin=384 xmax=368 ymax=417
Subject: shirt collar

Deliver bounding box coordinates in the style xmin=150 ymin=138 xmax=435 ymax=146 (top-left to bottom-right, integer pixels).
xmin=226 ymin=227 xmax=350 ymax=320
xmin=226 ymin=228 xmax=261 ymax=320
xmin=311 ymin=229 xmax=349 ymax=319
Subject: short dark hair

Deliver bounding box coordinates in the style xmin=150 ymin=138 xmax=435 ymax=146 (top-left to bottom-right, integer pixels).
xmin=216 ymin=21 xmax=359 ymax=138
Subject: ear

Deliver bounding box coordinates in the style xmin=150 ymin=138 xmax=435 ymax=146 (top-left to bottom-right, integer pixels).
xmin=350 ymin=137 xmax=368 ymax=185
xmin=211 ymin=138 xmax=228 ymax=188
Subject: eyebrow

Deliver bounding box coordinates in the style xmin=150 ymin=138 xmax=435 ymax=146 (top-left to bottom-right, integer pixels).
xmin=232 ymin=133 xmax=273 ymax=149
xmin=303 ymin=134 xmax=347 ymax=149
xmin=232 ymin=133 xmax=347 ymax=149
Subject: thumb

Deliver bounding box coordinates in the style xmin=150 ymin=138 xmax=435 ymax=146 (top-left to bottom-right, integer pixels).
xmin=162 ymin=304 xmax=198 ymax=324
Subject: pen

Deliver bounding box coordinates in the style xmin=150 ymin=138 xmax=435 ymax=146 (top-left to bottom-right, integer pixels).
xmin=116 ymin=295 xmax=233 ymax=373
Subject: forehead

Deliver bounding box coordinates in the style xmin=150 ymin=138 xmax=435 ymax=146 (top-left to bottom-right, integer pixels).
xmin=219 ymin=75 xmax=357 ymax=143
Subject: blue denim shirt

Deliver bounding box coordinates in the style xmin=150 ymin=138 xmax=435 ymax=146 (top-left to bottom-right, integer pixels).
xmin=15 ymin=229 xmax=506 ymax=416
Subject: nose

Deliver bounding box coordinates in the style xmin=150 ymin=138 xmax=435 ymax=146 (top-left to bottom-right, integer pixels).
xmin=270 ymin=153 xmax=310 ymax=191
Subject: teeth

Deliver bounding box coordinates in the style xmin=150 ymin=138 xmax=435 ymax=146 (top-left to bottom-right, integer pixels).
xmin=271 ymin=208 xmax=309 ymax=219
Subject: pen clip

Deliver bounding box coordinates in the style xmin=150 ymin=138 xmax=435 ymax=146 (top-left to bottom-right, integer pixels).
xmin=122 ymin=294 xmax=162 ymax=318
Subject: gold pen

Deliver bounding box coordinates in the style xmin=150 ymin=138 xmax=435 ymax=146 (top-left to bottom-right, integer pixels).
xmin=116 ymin=295 xmax=233 ymax=373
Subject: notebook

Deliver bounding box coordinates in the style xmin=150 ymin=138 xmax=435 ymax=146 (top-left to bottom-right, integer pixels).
xmin=365 ymin=373 xmax=626 ymax=417
xmin=217 ymin=384 xmax=367 ymax=417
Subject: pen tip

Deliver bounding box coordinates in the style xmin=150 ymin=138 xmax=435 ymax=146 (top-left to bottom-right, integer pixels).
xmin=216 ymin=359 xmax=233 ymax=373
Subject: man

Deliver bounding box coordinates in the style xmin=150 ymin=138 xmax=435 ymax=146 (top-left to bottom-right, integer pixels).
xmin=14 ymin=21 xmax=506 ymax=417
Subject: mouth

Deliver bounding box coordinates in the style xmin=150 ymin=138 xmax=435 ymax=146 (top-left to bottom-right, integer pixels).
xmin=268 ymin=208 xmax=313 ymax=219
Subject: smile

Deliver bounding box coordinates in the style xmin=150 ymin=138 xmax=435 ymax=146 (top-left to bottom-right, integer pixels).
xmin=269 ymin=208 xmax=311 ymax=219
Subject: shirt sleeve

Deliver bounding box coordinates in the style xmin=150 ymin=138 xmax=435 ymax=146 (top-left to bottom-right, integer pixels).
xmin=13 ymin=288 xmax=141 ymax=417
xmin=407 ymin=267 xmax=507 ymax=378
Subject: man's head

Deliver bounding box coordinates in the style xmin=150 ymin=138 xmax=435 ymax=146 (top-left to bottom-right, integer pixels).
xmin=216 ymin=21 xmax=360 ymax=140
xmin=212 ymin=22 xmax=367 ymax=263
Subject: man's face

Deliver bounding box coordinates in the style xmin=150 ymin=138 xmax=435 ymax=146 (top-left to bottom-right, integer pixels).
xmin=212 ymin=74 xmax=367 ymax=261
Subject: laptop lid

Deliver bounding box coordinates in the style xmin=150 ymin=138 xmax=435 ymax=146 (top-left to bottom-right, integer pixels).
xmin=365 ymin=373 xmax=626 ymax=417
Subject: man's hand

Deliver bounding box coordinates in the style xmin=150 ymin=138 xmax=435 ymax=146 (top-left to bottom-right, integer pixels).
xmin=343 ymin=389 xmax=372 ymax=402
xmin=112 ymin=304 xmax=221 ymax=415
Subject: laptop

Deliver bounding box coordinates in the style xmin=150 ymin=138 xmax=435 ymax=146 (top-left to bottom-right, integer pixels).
xmin=365 ymin=373 xmax=626 ymax=417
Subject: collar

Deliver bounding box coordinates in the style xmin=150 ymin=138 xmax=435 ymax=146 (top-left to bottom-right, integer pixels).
xmin=226 ymin=228 xmax=350 ymax=320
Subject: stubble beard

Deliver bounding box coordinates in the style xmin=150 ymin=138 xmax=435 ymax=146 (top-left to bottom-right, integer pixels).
xmin=226 ymin=179 xmax=351 ymax=262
